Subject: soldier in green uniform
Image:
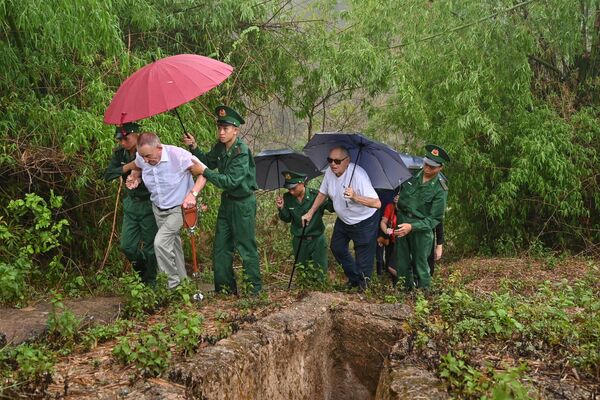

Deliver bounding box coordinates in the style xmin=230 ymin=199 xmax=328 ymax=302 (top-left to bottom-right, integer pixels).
xmin=276 ymin=171 xmax=333 ymax=281
xmin=185 ymin=106 xmax=262 ymax=294
xmin=103 ymin=123 xmax=158 ymax=285
xmin=393 ymin=144 xmax=449 ymax=291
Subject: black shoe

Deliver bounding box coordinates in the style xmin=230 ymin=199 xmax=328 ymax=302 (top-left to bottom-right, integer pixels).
xmin=357 ymin=277 xmax=370 ymax=292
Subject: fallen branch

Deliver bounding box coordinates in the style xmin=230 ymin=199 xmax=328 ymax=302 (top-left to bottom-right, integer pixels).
xmin=99 ymin=178 xmax=122 ymax=271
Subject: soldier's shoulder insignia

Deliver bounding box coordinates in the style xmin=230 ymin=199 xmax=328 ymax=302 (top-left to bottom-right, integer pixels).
xmin=438 ymin=175 xmax=448 ymax=191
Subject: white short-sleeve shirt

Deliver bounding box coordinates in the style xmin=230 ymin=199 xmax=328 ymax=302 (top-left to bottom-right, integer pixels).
xmin=135 ymin=145 xmax=195 ymax=209
xmin=319 ymin=163 xmax=378 ymax=225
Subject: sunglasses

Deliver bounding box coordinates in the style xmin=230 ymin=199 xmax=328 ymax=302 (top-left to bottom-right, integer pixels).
xmin=327 ymin=156 xmax=348 ymax=165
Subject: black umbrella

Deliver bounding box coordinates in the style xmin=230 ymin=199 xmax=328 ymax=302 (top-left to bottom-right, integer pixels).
xmin=254 ymin=149 xmax=322 ymax=190
xmin=303 ymin=132 xmax=412 ymax=189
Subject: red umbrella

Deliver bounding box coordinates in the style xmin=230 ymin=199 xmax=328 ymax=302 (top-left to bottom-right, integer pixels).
xmin=104 ymin=54 xmax=233 ymax=125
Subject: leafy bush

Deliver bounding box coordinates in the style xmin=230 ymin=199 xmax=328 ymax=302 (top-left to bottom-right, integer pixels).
xmin=46 ymin=292 xmax=81 ymax=347
xmin=0 ymin=344 xmax=55 ymax=397
xmin=118 ymin=273 xmax=157 ymax=318
xmin=113 ymin=324 xmax=171 ymax=377
xmin=169 ymin=309 xmax=204 ymax=356
xmin=0 ymin=258 xmax=31 ymax=305
xmin=0 ymin=192 xmax=70 ymax=305
xmin=294 ymin=261 xmax=328 ymax=291
xmin=81 ymin=319 xmax=134 ymax=351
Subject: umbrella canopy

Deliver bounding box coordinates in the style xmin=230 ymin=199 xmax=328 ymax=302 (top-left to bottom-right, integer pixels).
xmin=399 ymin=152 xmax=424 ymax=170
xmin=303 ymin=132 xmax=412 ymax=189
xmin=254 ymin=149 xmax=322 ymax=190
xmin=104 ymin=54 xmax=233 ymax=124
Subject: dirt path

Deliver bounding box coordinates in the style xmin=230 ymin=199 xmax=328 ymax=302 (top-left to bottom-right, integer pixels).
xmin=0 ymin=297 xmax=122 ymax=346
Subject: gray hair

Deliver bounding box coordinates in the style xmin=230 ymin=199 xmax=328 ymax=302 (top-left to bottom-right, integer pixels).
xmin=137 ymin=132 xmax=161 ymax=148
xmin=329 ymin=146 xmax=350 ymax=159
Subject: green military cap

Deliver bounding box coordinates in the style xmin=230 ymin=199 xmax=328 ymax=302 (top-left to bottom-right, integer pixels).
xmin=282 ymin=170 xmax=307 ymax=189
xmin=115 ymin=122 xmax=141 ymax=139
xmin=215 ymin=105 xmax=245 ymax=127
xmin=423 ymin=144 xmax=450 ymax=167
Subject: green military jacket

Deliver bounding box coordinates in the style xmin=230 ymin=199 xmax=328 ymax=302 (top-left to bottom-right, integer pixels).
xmin=192 ymin=137 xmax=258 ymax=198
xmin=278 ymin=188 xmax=333 ymax=237
xmin=396 ymin=169 xmax=447 ymax=233
xmin=103 ymin=147 xmax=151 ymax=200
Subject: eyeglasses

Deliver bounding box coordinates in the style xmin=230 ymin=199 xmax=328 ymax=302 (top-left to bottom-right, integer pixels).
xmin=327 ymin=156 xmax=348 ymax=165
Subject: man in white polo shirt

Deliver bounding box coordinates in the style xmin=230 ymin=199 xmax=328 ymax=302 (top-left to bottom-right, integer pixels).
xmin=125 ymin=132 xmax=206 ymax=290
xmin=302 ymin=146 xmax=381 ymax=290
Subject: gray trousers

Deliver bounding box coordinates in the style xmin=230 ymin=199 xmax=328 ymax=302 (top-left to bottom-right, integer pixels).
xmin=152 ymin=205 xmax=187 ymax=288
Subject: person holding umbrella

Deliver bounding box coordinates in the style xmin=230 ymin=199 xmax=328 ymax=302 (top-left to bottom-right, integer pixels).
xmin=302 ymin=146 xmax=381 ymax=290
xmin=103 ymin=123 xmax=158 ymax=286
xmin=184 ymin=105 xmax=262 ymax=295
xmin=276 ymin=171 xmax=333 ymax=284
xmin=125 ymin=132 xmax=207 ymax=291
xmin=393 ymin=144 xmax=449 ymax=291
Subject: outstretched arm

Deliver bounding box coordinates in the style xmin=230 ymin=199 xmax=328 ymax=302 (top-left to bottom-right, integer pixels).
xmin=301 ymin=192 xmax=328 ymax=225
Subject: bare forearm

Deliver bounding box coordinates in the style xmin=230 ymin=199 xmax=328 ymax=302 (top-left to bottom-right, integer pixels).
xmin=308 ymin=192 xmax=327 ymax=215
xmin=192 ymin=175 xmax=207 ymax=194
xmin=379 ymin=218 xmax=389 ymax=232
xmin=123 ymin=160 xmax=139 ymax=173
xmin=353 ymin=195 xmax=381 ymax=209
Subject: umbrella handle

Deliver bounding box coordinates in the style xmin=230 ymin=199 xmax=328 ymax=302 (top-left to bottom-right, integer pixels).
xmin=287 ymin=222 xmax=307 ymax=290
xmin=174 ymin=108 xmax=193 ymax=151
xmin=345 ymin=146 xmax=363 ymax=208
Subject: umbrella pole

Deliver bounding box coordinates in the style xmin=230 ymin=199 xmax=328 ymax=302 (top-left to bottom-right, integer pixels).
xmin=287 ymin=223 xmax=307 ymax=290
xmin=174 ymin=108 xmax=194 ymax=151
xmin=345 ymin=146 xmax=363 ymax=207
xmin=276 ymin=158 xmax=281 ymax=195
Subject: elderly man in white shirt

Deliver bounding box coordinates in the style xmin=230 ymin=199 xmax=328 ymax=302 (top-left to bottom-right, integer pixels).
xmin=302 ymin=146 xmax=381 ymax=290
xmin=126 ymin=132 xmax=206 ymax=289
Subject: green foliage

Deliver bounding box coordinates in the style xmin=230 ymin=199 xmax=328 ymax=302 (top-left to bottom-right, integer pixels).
xmin=363 ymin=0 xmax=600 ymax=254
xmin=440 ymin=352 xmax=488 ymax=397
xmin=0 ymin=344 xmax=55 ymax=397
xmin=169 ymin=309 xmax=204 ymax=356
xmin=0 ymin=258 xmax=31 ymax=305
xmin=5 ymin=192 xmax=70 ymax=256
xmin=118 ymin=273 xmax=157 ymax=318
xmin=113 ymin=323 xmax=171 ymax=377
xmin=46 ymin=292 xmax=81 ymax=347
xmin=81 ymin=319 xmax=134 ymax=351
xmin=294 ymin=261 xmax=328 ymax=291
xmin=0 ymin=192 xmax=70 ymax=305
xmin=440 ymin=352 xmax=530 ymax=399
xmin=411 ymin=268 xmax=600 ymax=394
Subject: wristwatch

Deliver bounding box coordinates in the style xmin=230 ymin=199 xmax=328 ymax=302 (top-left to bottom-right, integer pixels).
xmin=192 ymin=191 xmax=199 ymax=197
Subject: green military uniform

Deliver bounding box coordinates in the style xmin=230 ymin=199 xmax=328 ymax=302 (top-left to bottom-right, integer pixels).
xmin=192 ymin=106 xmax=261 ymax=294
xmin=395 ymin=145 xmax=449 ymax=290
xmin=278 ymin=172 xmax=333 ymax=279
xmin=103 ymin=123 xmax=158 ymax=285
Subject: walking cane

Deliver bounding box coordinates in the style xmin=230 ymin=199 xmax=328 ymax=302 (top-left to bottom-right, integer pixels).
xmin=182 ymin=205 xmax=200 ymax=276
xmin=287 ymin=222 xmax=307 ymax=290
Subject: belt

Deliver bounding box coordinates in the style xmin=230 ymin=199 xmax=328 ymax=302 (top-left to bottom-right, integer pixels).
xmin=129 ymin=195 xmax=151 ymax=202
xmin=298 ymin=235 xmax=318 ymax=241
xmin=222 ymin=192 xmax=253 ymax=201
xmin=156 ymin=205 xmax=178 ymax=212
